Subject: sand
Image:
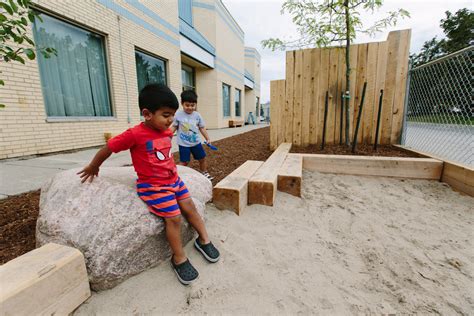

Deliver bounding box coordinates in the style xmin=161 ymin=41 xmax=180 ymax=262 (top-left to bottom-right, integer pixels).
xmin=75 ymin=171 xmax=473 ymax=315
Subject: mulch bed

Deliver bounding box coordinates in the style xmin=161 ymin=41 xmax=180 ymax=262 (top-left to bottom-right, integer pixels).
xmin=0 ymin=127 xmax=422 ymax=264
xmin=291 ymin=143 xmax=424 ymax=158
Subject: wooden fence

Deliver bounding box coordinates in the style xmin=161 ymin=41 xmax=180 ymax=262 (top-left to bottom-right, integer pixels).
xmin=270 ymin=29 xmax=411 ymax=150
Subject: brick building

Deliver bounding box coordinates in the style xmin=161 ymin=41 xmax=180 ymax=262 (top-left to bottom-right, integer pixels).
xmin=0 ymin=0 xmax=261 ymax=159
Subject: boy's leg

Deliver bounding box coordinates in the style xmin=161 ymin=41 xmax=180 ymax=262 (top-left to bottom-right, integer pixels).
xmin=178 ymin=145 xmax=191 ymax=166
xmin=198 ymin=157 xmax=207 ymax=173
xmin=190 ymin=144 xmax=207 ymax=171
xmin=178 ymin=198 xmax=209 ymax=244
xmin=164 ymin=216 xmax=186 ymax=264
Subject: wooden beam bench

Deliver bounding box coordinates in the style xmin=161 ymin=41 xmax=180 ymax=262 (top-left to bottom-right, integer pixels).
xmin=296 ymin=154 xmax=443 ymax=180
xmin=248 ymin=143 xmax=293 ymax=206
xmin=0 ymin=243 xmax=91 ymax=315
xmin=229 ymin=120 xmax=244 ymax=128
xmin=278 ymin=154 xmax=303 ymax=197
xmin=213 ymin=160 xmax=263 ymax=215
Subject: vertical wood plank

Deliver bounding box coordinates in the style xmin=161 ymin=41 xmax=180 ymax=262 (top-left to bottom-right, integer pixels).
xmin=390 ymin=29 xmax=411 ymax=144
xmin=270 ymin=80 xmax=278 ymax=149
xmin=364 ymin=43 xmax=378 ymax=144
xmin=353 ymin=43 xmax=368 ymax=144
xmin=318 ymin=48 xmax=330 ymax=144
xmin=373 ymin=41 xmax=388 ymax=144
xmin=292 ymin=49 xmax=304 ymax=145
xmin=327 ymin=47 xmax=339 ymax=144
xmin=301 ymin=49 xmax=313 ymax=146
xmin=285 ymin=51 xmax=295 ymax=143
xmin=310 ymin=48 xmax=321 ymax=145
xmin=277 ymin=80 xmax=286 ymax=147
xmin=381 ymin=31 xmax=401 ymax=144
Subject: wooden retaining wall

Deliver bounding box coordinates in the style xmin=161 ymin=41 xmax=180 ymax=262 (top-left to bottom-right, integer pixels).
xmin=270 ymin=29 xmax=411 ymax=150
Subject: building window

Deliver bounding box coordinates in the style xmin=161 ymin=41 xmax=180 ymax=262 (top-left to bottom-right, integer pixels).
xmin=135 ymin=50 xmax=167 ymax=93
xmin=178 ymin=0 xmax=193 ymax=26
xmin=181 ymin=64 xmax=195 ymax=91
xmin=222 ymin=83 xmax=231 ymax=117
xmin=32 ymin=13 xmax=111 ymax=117
xmin=235 ymin=88 xmax=241 ymax=117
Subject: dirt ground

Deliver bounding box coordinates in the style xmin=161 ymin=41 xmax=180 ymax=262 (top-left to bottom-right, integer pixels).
xmin=291 ymin=143 xmax=424 ymax=157
xmin=0 ymin=127 xmax=421 ymax=264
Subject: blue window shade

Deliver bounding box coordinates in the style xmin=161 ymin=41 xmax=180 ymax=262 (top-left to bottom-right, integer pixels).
xmin=135 ymin=51 xmax=167 ymax=93
xmin=222 ymin=84 xmax=230 ymax=117
xmin=235 ymin=89 xmax=241 ymax=117
xmin=32 ymin=13 xmax=112 ymax=117
xmin=179 ymin=0 xmax=193 ymax=26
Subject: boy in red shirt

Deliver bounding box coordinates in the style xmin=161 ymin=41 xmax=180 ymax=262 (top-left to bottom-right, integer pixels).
xmin=77 ymin=84 xmax=219 ymax=285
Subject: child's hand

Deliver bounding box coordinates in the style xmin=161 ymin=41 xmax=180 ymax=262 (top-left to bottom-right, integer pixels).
xmin=77 ymin=164 xmax=100 ymax=183
xmin=205 ymin=138 xmax=211 ymax=145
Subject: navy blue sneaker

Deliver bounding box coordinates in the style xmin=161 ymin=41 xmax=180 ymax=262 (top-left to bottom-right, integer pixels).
xmin=194 ymin=238 xmax=220 ymax=263
xmin=171 ymin=258 xmax=199 ymax=285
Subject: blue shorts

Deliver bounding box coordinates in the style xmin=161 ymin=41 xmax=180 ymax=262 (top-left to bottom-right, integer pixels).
xmin=179 ymin=143 xmax=206 ymax=162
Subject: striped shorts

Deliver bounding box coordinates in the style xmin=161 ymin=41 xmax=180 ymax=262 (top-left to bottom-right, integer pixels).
xmin=137 ymin=177 xmax=191 ymax=218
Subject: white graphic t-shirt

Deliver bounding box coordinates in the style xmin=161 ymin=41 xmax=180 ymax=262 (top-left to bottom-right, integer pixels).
xmin=173 ymin=110 xmax=205 ymax=147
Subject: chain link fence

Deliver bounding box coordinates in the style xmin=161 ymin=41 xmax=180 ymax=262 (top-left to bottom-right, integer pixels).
xmin=401 ymin=46 xmax=474 ymax=167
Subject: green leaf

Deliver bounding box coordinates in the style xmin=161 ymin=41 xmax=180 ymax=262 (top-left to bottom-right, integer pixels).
xmin=24 ymin=48 xmax=35 ymax=59
xmin=0 ymin=79 xmax=4 ymax=85
xmin=20 ymin=17 xmax=28 ymax=25
xmin=0 ymin=104 xmax=5 ymax=108
xmin=0 ymin=2 xmax=14 ymax=15
xmin=28 ymin=11 xmax=35 ymax=23
xmin=0 ymin=13 xmax=6 ymax=22
xmin=14 ymin=55 xmax=25 ymax=64
xmin=8 ymin=0 xmax=19 ymax=13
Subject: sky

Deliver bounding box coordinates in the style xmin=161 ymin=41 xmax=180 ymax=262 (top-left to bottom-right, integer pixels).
xmin=222 ymin=0 xmax=472 ymax=103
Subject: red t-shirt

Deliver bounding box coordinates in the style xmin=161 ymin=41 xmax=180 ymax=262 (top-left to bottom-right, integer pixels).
xmin=107 ymin=123 xmax=178 ymax=185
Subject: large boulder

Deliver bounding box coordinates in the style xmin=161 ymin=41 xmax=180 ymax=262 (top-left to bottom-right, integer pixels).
xmin=36 ymin=166 xmax=212 ymax=291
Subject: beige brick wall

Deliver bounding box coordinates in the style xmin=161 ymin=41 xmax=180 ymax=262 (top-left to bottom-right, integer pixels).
xmin=0 ymin=0 xmax=181 ymax=159
xmin=214 ymin=0 xmax=245 ymax=128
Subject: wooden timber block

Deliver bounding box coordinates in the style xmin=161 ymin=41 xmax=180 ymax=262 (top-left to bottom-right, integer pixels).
xmin=0 ymin=243 xmax=91 ymax=316
xmin=213 ymin=160 xmax=263 ymax=215
xmin=229 ymin=120 xmax=244 ymax=128
xmin=297 ymin=154 xmax=443 ymax=180
xmin=278 ymin=154 xmax=303 ymax=197
xmin=248 ymin=143 xmax=293 ymax=206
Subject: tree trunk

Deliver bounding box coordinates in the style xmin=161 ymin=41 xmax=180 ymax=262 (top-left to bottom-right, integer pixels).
xmin=344 ymin=0 xmax=351 ymax=146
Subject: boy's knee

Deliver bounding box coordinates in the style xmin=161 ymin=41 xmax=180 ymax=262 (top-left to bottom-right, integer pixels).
xmin=164 ymin=215 xmax=182 ymax=227
xmin=178 ymin=198 xmax=197 ymax=214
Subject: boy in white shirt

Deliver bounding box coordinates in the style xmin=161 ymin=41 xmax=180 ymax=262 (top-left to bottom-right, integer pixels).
xmin=171 ymin=90 xmax=213 ymax=181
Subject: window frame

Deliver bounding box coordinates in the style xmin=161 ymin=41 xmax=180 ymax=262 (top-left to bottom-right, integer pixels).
xmin=181 ymin=63 xmax=195 ymax=91
xmin=222 ymin=83 xmax=231 ymax=118
xmin=135 ymin=48 xmax=168 ymax=89
xmin=32 ymin=10 xmax=114 ymax=121
xmin=235 ymin=88 xmax=241 ymax=117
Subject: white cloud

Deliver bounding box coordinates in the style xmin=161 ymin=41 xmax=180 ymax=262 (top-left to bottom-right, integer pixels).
xmin=222 ymin=0 xmax=471 ymax=103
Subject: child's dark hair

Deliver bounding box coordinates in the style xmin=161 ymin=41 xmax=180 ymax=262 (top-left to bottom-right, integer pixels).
xmin=139 ymin=84 xmax=179 ymax=113
xmin=181 ymin=89 xmax=198 ymax=103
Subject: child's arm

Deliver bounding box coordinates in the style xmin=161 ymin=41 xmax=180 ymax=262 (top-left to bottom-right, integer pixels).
xmin=77 ymin=145 xmax=113 ymax=183
xmin=199 ymin=126 xmax=211 ymax=144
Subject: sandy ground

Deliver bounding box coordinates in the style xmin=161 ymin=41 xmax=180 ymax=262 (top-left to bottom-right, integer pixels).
xmin=75 ymin=171 xmax=473 ymax=315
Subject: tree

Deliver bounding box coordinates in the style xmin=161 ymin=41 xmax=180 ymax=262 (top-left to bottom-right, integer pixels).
xmin=410 ymin=8 xmax=473 ymax=67
xmin=262 ymin=0 xmax=409 ymax=146
xmin=0 ymin=0 xmax=56 ymax=87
